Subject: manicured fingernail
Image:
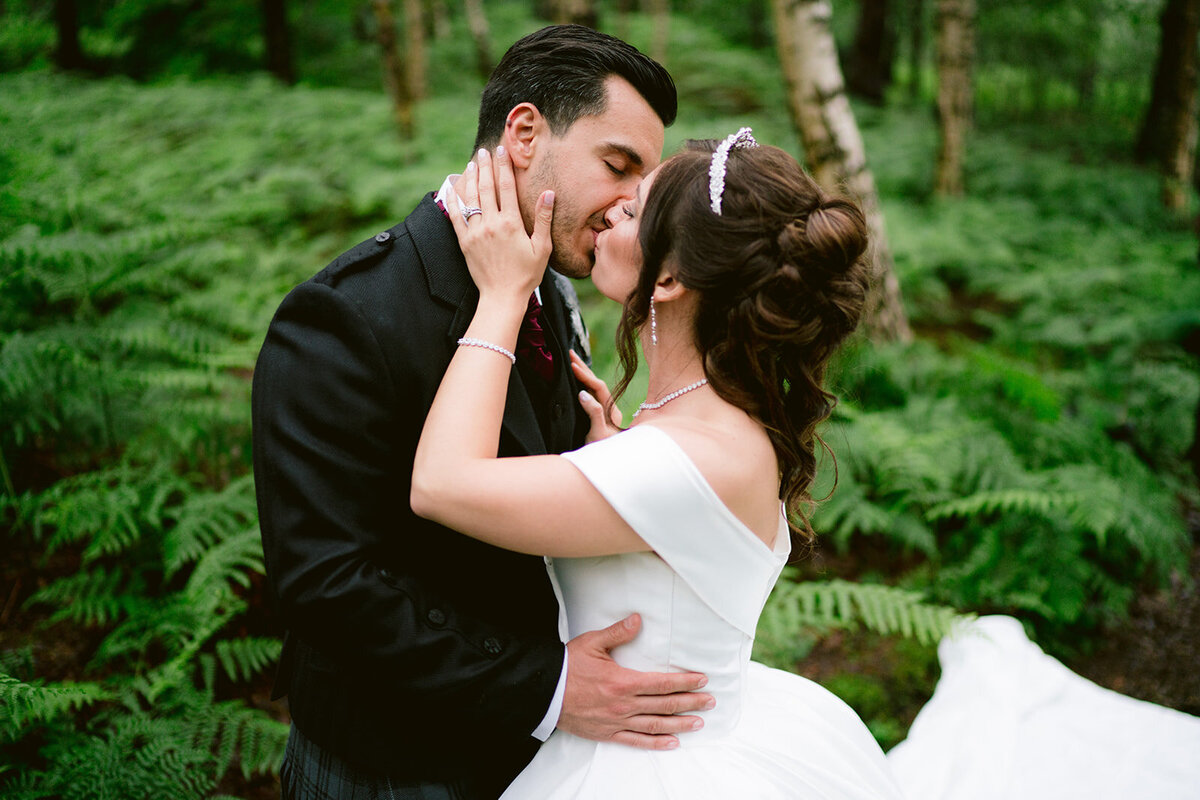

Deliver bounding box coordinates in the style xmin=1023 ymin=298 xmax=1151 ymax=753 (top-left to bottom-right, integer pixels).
xmin=703 ymin=697 xmax=716 ymax=710
xmin=478 ymin=148 xmax=488 ymax=160
xmin=465 ymin=161 xmax=476 ymax=172
xmin=543 ymin=190 xmax=555 ymax=207
xmin=697 ymin=677 xmax=708 ymax=688
xmin=579 ymin=391 xmax=592 ymax=404
xmin=692 ymin=718 xmax=704 ymax=730
xmin=665 ymin=738 xmax=679 ymax=749
xmin=496 ymin=145 xmax=505 ymax=157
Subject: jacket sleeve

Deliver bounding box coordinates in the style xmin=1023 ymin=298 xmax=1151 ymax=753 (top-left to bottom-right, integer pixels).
xmin=252 ymin=274 xmax=564 ymax=736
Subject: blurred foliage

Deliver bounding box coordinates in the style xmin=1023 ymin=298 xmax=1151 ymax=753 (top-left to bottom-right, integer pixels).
xmin=2 ymin=0 xmax=1198 ymax=791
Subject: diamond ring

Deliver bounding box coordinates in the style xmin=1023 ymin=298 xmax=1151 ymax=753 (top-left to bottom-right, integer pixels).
xmin=461 ymin=205 xmax=483 ymax=223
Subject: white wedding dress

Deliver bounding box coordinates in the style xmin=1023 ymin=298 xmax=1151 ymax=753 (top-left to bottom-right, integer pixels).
xmin=500 ymin=424 xmax=906 ymax=799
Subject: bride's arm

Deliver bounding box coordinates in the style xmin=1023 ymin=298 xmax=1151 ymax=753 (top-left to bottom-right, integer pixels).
xmin=410 ymin=147 xmax=648 ymax=558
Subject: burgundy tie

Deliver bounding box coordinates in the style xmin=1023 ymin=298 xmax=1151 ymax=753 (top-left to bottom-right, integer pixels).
xmin=517 ymin=293 xmax=555 ymax=383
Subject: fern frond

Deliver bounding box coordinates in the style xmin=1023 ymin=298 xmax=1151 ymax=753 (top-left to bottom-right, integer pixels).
xmin=184 ymin=526 xmax=265 ymax=598
xmin=24 ymin=566 xmax=130 ymax=627
xmin=759 ymin=574 xmax=968 ymax=647
xmin=214 ymin=637 xmax=282 ymax=684
xmin=926 ymin=487 xmax=1079 ymax=522
xmin=163 ymin=475 xmax=257 ymax=580
xmin=0 ymin=672 xmax=112 ymax=737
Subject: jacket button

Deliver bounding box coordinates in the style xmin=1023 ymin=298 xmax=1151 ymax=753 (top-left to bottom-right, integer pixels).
xmin=427 ymin=608 xmax=446 ymax=626
xmin=375 ymin=231 xmax=391 ymax=243
xmin=552 ymin=402 xmax=564 ymax=420
xmin=482 ymin=637 xmax=503 ymax=656
xmin=379 ymin=567 xmax=395 ymax=581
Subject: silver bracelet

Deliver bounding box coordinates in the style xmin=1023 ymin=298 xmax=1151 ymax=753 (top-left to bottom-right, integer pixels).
xmin=457 ymin=337 xmax=516 ymax=365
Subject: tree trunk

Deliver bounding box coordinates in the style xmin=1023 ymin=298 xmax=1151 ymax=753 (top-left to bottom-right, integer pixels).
xmin=428 ymin=0 xmax=450 ymax=40
xmin=371 ymin=0 xmax=414 ymax=139
xmin=847 ymin=0 xmax=893 ymax=105
xmin=464 ymin=0 xmax=492 ymax=80
xmin=933 ymin=0 xmax=974 ymax=196
xmin=616 ymin=0 xmax=634 ymax=41
xmin=1158 ymin=0 xmax=1200 ymax=211
xmin=771 ymin=0 xmax=912 ymax=343
xmin=404 ymin=0 xmax=426 ymax=99
xmin=261 ymin=0 xmax=295 ymax=85
xmin=648 ymin=0 xmax=669 ymax=65
xmin=1137 ymin=0 xmax=1200 ymax=166
xmin=554 ymin=0 xmax=598 ymax=27
xmin=53 ymin=0 xmax=86 ymax=71
xmin=908 ymin=0 xmax=925 ymax=100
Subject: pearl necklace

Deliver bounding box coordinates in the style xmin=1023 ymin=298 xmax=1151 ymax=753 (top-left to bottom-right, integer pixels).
xmin=632 ymin=378 xmax=708 ymax=418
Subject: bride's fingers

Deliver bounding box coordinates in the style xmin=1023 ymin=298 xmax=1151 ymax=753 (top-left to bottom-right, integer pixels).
xmin=445 ymin=175 xmax=469 ymax=238
xmin=459 ymin=158 xmax=479 ymax=211
xmin=494 ymin=145 xmax=519 ymax=215
xmin=475 ymin=148 xmax=498 ymax=215
xmin=570 ymin=354 xmax=609 ymax=400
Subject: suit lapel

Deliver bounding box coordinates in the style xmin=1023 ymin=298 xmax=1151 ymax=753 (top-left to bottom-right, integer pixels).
xmin=407 ymin=195 xmax=547 ymax=456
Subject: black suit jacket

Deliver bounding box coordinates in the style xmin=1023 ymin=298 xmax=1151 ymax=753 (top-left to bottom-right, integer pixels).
xmin=252 ymin=194 xmax=590 ymax=792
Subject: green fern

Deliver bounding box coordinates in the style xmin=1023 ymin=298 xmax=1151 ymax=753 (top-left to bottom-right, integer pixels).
xmin=215 ymin=637 xmax=283 ymax=684
xmin=0 ymin=672 xmax=113 ymax=737
xmin=754 ymin=573 xmax=969 ymax=669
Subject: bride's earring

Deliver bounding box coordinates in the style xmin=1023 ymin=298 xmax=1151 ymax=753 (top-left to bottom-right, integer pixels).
xmin=650 ymin=297 xmax=658 ymax=347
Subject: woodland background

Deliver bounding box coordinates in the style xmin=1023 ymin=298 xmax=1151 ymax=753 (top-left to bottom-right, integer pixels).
xmin=2 ymin=0 xmax=1199 ymax=797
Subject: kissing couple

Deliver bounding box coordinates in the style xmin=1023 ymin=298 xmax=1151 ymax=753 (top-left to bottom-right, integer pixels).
xmin=253 ymin=23 xmax=905 ymax=800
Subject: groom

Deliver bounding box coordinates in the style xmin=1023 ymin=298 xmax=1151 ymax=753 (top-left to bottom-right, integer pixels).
xmin=253 ymin=25 xmax=711 ymax=800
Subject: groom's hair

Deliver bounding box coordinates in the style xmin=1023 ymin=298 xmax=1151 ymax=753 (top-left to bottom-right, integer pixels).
xmin=473 ymin=25 xmax=676 ymax=150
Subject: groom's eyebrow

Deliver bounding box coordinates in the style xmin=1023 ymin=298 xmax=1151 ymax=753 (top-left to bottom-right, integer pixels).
xmin=601 ymin=142 xmax=644 ymax=169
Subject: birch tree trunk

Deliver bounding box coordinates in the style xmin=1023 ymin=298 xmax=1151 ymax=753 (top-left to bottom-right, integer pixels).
xmin=371 ymin=0 xmax=414 ymax=139
xmin=933 ymin=0 xmax=974 ymax=196
xmin=404 ymin=0 xmax=426 ymax=99
xmin=464 ymin=0 xmax=492 ymax=79
xmin=771 ymin=0 xmax=912 ymax=343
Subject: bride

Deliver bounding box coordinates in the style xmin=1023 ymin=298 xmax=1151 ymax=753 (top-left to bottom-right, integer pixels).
xmin=410 ymin=129 xmax=906 ymax=799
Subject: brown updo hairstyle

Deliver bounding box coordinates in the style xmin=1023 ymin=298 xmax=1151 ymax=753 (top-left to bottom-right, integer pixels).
xmin=608 ymin=140 xmax=870 ymax=542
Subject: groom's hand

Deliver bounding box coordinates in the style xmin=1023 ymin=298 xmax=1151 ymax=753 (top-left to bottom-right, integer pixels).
xmin=558 ymin=613 xmax=714 ymax=750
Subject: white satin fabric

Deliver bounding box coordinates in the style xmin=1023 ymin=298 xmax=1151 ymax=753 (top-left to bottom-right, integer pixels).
xmin=888 ymin=615 xmax=1200 ymax=800
xmin=500 ymin=425 xmax=906 ymax=799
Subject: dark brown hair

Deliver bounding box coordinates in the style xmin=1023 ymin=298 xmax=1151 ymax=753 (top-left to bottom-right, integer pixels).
xmin=474 ymin=25 xmax=676 ymax=151
xmin=610 ymin=141 xmax=869 ymax=542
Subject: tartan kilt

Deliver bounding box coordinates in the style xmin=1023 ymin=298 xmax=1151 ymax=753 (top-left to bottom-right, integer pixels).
xmin=280 ymin=724 xmax=488 ymax=800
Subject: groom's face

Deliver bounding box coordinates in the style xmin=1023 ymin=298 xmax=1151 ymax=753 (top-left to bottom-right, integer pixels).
xmin=527 ymin=76 xmax=664 ymax=280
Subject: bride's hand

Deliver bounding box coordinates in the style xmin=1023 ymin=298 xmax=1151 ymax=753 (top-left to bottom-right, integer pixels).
xmin=571 ymin=350 xmax=623 ymax=443
xmin=447 ymin=147 xmax=554 ymax=302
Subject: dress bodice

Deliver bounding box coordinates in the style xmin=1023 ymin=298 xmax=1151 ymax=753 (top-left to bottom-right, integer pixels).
xmin=553 ymin=424 xmax=790 ymax=742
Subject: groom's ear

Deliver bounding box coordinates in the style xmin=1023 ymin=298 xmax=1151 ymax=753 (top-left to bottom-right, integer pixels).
xmin=503 ymin=103 xmax=543 ymax=169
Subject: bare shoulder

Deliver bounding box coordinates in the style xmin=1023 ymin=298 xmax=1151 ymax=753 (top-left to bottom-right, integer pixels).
xmin=641 ymin=411 xmax=781 ymax=545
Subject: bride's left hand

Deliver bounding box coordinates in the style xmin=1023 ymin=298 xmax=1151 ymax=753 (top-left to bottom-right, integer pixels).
xmin=571 ymin=350 xmax=623 ymax=443
xmin=447 ymin=147 xmax=554 ymax=302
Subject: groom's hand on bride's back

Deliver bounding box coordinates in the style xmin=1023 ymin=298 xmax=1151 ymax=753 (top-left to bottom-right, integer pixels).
xmin=559 ymin=613 xmax=713 ymax=750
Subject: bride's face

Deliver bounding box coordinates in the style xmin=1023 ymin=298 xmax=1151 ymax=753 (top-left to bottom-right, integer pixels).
xmin=590 ymin=165 xmax=661 ymax=303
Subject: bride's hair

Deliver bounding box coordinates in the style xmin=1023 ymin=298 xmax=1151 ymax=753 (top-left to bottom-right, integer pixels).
xmin=609 ymin=141 xmax=869 ymax=543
